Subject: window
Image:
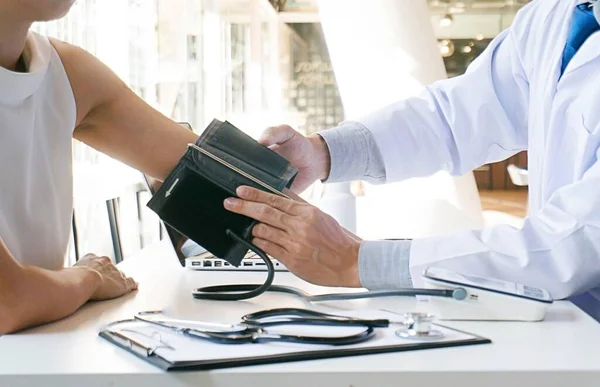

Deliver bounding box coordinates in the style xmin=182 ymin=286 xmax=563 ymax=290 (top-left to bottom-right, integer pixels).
xmin=187 ymin=35 xmax=198 ymax=60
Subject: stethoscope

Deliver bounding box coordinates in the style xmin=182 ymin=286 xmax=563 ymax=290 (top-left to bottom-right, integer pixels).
xmin=117 ymin=308 xmax=444 ymax=345
xmin=191 ymin=229 xmax=467 ymax=306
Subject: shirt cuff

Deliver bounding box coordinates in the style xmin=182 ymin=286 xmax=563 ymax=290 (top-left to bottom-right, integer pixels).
xmin=317 ymin=122 xmax=386 ymax=184
xmin=358 ymin=240 xmax=413 ymax=290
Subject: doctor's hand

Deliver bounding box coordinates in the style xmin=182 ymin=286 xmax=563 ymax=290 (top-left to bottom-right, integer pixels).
xmin=224 ymin=186 xmax=362 ymax=288
xmin=259 ymin=125 xmax=331 ymax=193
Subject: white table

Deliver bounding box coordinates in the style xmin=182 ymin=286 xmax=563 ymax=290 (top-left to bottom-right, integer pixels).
xmin=2 ymin=241 xmax=600 ymax=387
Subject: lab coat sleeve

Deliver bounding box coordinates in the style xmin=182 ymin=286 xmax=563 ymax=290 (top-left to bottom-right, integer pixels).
xmin=356 ymin=12 xmax=532 ymax=182
xmin=410 ymin=157 xmax=600 ymax=300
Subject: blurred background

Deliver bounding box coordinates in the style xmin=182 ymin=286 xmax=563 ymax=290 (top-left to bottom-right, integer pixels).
xmin=33 ymin=0 xmax=531 ymax=264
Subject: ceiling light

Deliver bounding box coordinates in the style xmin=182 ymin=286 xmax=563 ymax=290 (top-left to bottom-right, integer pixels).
xmin=439 ymin=40 xmax=455 ymax=57
xmin=476 ymin=33 xmax=484 ymax=41
xmin=440 ymin=13 xmax=454 ymax=27
xmin=462 ymin=45 xmax=472 ymax=53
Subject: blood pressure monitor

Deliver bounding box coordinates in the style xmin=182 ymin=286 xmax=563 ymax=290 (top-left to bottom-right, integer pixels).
xmin=421 ymin=268 xmax=553 ymax=321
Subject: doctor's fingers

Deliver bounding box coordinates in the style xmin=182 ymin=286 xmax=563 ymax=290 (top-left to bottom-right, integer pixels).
xmin=282 ymin=188 xmax=307 ymax=203
xmin=252 ymin=238 xmax=290 ymax=261
xmin=251 ymin=236 xmax=308 ymax=271
xmin=235 ymin=186 xmax=303 ymax=215
xmin=224 ymin=197 xmax=299 ymax=231
xmin=252 ymin=223 xmax=290 ymax=246
xmin=259 ymin=125 xmax=296 ymax=147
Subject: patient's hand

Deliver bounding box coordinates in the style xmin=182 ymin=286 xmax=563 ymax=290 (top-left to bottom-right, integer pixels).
xmin=74 ymin=254 xmax=138 ymax=300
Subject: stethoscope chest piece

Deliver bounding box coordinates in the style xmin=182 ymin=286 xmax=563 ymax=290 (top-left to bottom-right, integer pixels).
xmin=395 ymin=312 xmax=444 ymax=341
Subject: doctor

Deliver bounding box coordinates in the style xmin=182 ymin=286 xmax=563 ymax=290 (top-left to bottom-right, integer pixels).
xmin=224 ymin=0 xmax=600 ymax=320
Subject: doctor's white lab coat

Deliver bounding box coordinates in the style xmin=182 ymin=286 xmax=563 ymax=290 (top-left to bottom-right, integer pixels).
xmin=358 ymin=0 xmax=600 ymax=301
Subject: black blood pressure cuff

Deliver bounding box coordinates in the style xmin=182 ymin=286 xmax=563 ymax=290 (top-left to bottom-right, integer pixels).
xmin=147 ymin=119 xmax=298 ymax=267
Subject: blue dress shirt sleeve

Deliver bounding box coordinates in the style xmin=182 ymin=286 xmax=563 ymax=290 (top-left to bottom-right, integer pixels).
xmin=317 ymin=122 xmax=413 ymax=289
xmin=358 ymin=239 xmax=413 ymax=289
xmin=317 ymin=122 xmax=387 ymax=184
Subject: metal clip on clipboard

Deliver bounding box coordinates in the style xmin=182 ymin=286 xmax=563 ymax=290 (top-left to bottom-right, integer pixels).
xmin=104 ymin=319 xmax=175 ymax=357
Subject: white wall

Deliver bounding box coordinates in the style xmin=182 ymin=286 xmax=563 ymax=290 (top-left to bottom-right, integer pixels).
xmin=317 ymin=0 xmax=484 ymax=239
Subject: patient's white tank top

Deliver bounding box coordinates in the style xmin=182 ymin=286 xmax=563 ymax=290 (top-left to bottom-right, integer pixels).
xmin=0 ymin=32 xmax=75 ymax=269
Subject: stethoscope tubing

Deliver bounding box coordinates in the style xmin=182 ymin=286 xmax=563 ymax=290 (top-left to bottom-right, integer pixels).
xmin=194 ymin=283 xmax=467 ymax=302
xmin=192 ymin=230 xmax=275 ymax=301
xmin=192 ymin=229 xmax=467 ymax=302
xmin=136 ymin=315 xmax=376 ymax=346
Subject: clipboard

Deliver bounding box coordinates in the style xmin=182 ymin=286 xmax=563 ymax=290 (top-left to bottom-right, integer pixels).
xmin=99 ymin=310 xmax=491 ymax=371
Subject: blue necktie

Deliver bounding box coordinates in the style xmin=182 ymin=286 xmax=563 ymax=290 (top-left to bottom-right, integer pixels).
xmin=563 ymin=3 xmax=600 ymax=322
xmin=560 ymin=3 xmax=600 ymax=75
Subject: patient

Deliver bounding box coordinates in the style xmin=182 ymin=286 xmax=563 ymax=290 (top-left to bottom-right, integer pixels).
xmin=0 ymin=1 xmax=199 ymax=333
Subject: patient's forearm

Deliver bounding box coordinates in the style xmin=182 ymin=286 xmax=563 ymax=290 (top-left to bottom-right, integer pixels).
xmin=0 ymin=262 xmax=100 ymax=334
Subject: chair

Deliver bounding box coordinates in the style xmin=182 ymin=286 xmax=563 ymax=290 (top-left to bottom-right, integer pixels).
xmin=71 ymin=122 xmax=194 ymax=264
xmin=71 ymin=163 xmax=150 ymax=263
xmin=507 ymin=164 xmax=529 ymax=186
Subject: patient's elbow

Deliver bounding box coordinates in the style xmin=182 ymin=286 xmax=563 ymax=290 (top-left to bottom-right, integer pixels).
xmin=0 ymin=302 xmax=23 ymax=335
xmin=0 ymin=283 xmax=26 ymax=335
